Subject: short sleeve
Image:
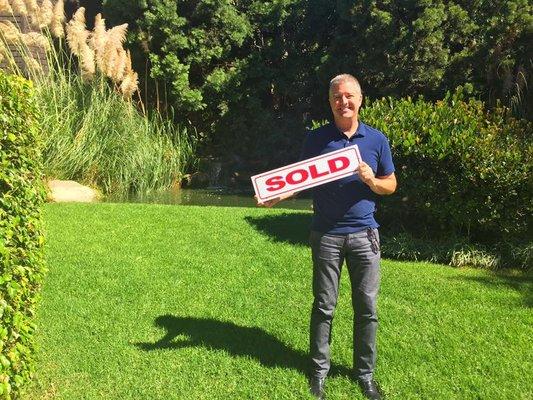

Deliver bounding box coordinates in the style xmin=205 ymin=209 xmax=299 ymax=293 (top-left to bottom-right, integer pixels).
xmin=376 ymin=137 xmax=395 ymax=177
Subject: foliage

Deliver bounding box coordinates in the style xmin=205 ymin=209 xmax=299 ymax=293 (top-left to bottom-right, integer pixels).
xmin=380 ymin=231 xmax=532 ymax=270
xmin=0 ymin=3 xmax=197 ymax=197
xmin=103 ymin=0 xmax=532 ymax=166
xmin=0 ymin=73 xmax=46 ymax=399
xmin=360 ymin=88 xmax=532 ymax=248
xmin=309 ymin=0 xmax=532 ymax=117
xmin=38 ymin=69 xmax=197 ymax=196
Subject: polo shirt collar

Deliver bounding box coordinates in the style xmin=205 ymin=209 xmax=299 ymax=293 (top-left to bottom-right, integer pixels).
xmin=330 ymin=120 xmax=366 ymax=138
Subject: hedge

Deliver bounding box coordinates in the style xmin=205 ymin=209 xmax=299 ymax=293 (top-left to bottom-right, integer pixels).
xmin=359 ymin=88 xmax=532 ymax=267
xmin=0 ymin=72 xmax=46 ymax=398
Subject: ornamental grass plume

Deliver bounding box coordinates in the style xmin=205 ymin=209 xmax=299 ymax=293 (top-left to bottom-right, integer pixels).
xmin=120 ymin=70 xmax=138 ymax=99
xmin=0 ymin=0 xmax=13 ymax=14
xmin=66 ymin=6 xmax=88 ymax=56
xmin=80 ymin=42 xmax=95 ymax=80
xmin=112 ymin=47 xmax=127 ymax=82
xmin=119 ymin=50 xmax=137 ymax=98
xmin=24 ymin=0 xmax=40 ymax=29
xmin=24 ymin=0 xmax=38 ymax=14
xmin=40 ymin=0 xmax=54 ymax=28
xmin=12 ymin=0 xmax=28 ymax=15
xmin=25 ymin=55 xmax=42 ymax=72
xmin=101 ymin=23 xmax=127 ymax=78
xmin=90 ymin=13 xmax=106 ymax=69
xmin=22 ymin=31 xmax=50 ymax=50
xmin=0 ymin=20 xmax=21 ymax=42
xmin=125 ymin=49 xmax=132 ymax=74
xmin=51 ymin=0 xmax=64 ymax=38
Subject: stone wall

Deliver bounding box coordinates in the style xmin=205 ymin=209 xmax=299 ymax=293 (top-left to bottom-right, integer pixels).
xmin=0 ymin=12 xmax=49 ymax=75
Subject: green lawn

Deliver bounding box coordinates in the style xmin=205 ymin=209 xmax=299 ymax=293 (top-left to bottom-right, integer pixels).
xmin=26 ymin=203 xmax=532 ymax=399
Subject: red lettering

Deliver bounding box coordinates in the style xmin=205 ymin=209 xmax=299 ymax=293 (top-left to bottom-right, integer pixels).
xmin=309 ymin=164 xmax=329 ymax=179
xmin=327 ymin=156 xmax=350 ymax=173
xmin=265 ymin=176 xmax=286 ymax=191
xmin=286 ymin=169 xmax=309 ymax=185
xmin=264 ymin=154 xmax=351 ymax=194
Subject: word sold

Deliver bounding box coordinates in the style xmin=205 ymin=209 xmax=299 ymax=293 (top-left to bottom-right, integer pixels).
xmin=251 ymin=145 xmax=361 ymax=202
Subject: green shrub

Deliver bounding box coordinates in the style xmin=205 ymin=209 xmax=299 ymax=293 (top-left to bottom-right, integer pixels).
xmin=0 ymin=73 xmax=46 ymax=398
xmin=361 ymin=88 xmax=532 ymax=250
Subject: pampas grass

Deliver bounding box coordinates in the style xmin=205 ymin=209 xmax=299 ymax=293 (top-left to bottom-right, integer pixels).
xmin=24 ymin=0 xmax=38 ymax=13
xmin=90 ymin=12 xmax=105 ymax=67
xmin=50 ymin=0 xmax=64 ymax=38
xmin=11 ymin=0 xmax=27 ymax=15
xmin=22 ymin=31 xmax=50 ymax=50
xmin=0 ymin=0 xmax=13 ymax=14
xmin=0 ymin=0 xmax=197 ymax=196
xmin=65 ymin=6 xmax=87 ymax=56
xmin=39 ymin=0 xmax=54 ymax=28
xmin=2 ymin=3 xmax=140 ymax=97
xmin=0 ymin=20 xmax=20 ymax=41
xmin=39 ymin=69 xmax=197 ymax=196
xmin=100 ymin=23 xmax=127 ymax=79
xmin=79 ymin=42 xmax=95 ymax=80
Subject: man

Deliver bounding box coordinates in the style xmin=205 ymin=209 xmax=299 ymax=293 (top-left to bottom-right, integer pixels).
xmin=258 ymin=74 xmax=396 ymax=399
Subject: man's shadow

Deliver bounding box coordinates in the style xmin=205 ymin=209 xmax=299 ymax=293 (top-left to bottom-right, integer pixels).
xmin=135 ymin=315 xmax=353 ymax=379
xmin=244 ymin=213 xmax=311 ymax=246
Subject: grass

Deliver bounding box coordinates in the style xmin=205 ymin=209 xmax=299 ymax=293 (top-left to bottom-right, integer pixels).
xmin=0 ymin=6 xmax=197 ymax=197
xmin=25 ymin=203 xmax=532 ymax=399
xmin=37 ymin=70 xmax=197 ymax=196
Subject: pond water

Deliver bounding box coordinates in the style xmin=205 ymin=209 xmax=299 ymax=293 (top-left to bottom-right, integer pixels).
xmin=106 ymin=188 xmax=313 ymax=211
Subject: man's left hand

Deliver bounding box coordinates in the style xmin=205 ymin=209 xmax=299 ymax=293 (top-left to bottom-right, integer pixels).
xmin=358 ymin=161 xmax=375 ymax=186
xmin=358 ymin=162 xmax=397 ymax=195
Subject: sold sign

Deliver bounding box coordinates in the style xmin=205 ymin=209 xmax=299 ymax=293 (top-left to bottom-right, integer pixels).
xmin=251 ymin=145 xmax=362 ymax=202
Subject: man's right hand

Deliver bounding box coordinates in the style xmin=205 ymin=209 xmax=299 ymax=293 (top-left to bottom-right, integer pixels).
xmin=255 ymin=195 xmax=282 ymax=208
xmin=254 ymin=191 xmax=296 ymax=208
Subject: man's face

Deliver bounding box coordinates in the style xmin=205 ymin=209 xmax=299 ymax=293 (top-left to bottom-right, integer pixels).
xmin=329 ymin=80 xmax=362 ymax=121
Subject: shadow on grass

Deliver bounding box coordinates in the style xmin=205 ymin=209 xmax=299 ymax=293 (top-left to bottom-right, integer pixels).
xmin=135 ymin=315 xmax=353 ymax=379
xmin=244 ymin=212 xmax=312 ymax=246
xmin=452 ymin=272 xmax=533 ymax=308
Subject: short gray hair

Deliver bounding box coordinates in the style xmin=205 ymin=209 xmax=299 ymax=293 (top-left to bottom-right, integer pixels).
xmin=329 ymin=74 xmax=362 ymax=95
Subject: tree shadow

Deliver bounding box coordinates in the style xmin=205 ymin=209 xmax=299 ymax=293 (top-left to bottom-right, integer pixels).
xmin=244 ymin=212 xmax=312 ymax=246
xmin=450 ymin=272 xmax=532 ymax=308
xmin=134 ymin=315 xmax=353 ymax=379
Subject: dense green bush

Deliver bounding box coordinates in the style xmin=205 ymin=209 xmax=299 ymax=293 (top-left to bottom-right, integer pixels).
xmin=0 ymin=73 xmax=46 ymax=398
xmin=360 ymin=88 xmax=532 ymax=267
xmin=102 ymin=0 xmax=531 ymax=165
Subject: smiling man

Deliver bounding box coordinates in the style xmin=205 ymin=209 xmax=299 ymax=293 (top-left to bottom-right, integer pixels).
xmin=304 ymin=74 xmax=396 ymax=400
xmin=258 ymin=73 xmax=396 ymax=399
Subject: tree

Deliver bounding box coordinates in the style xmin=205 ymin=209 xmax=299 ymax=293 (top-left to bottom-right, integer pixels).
xmin=102 ymin=0 xmax=532 ymax=166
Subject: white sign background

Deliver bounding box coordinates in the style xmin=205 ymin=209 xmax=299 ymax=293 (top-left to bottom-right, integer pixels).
xmin=251 ymin=145 xmax=362 ymax=202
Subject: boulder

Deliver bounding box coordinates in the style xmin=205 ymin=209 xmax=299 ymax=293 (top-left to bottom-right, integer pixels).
xmin=47 ymin=180 xmax=101 ymax=203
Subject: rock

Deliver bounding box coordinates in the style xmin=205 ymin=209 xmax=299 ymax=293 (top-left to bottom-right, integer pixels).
xmin=185 ymin=171 xmax=210 ymax=188
xmin=47 ymin=180 xmax=101 ymax=203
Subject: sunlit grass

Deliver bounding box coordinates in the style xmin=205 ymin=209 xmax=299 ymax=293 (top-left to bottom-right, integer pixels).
xmin=26 ymin=203 xmax=533 ymax=399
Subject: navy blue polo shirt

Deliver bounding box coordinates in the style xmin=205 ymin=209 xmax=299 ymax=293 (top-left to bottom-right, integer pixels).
xmin=300 ymin=121 xmax=395 ymax=234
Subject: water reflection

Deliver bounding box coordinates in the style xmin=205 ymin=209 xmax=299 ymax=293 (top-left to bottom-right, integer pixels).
xmin=106 ymin=188 xmax=313 ymax=211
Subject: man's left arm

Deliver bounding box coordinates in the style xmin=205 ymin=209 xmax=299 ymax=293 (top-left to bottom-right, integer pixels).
xmin=358 ymin=162 xmax=397 ymax=195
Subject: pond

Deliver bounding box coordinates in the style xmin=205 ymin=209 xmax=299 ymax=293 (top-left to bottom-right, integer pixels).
xmin=106 ymin=188 xmax=313 ymax=211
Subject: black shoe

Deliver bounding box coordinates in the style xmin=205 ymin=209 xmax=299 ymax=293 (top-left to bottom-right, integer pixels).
xmin=358 ymin=379 xmax=383 ymax=400
xmin=309 ymin=376 xmax=326 ymax=399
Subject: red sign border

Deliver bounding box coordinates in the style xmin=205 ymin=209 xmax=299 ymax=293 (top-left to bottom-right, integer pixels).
xmin=252 ymin=145 xmax=362 ymax=202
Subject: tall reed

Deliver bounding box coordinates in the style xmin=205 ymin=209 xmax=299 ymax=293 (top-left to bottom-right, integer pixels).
xmin=0 ymin=2 xmax=197 ymax=196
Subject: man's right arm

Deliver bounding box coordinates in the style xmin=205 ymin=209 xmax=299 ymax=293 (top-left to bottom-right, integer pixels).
xmin=255 ymin=190 xmax=297 ymax=208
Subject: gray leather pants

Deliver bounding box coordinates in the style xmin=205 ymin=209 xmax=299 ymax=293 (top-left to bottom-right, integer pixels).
xmin=309 ymin=228 xmax=381 ymax=381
